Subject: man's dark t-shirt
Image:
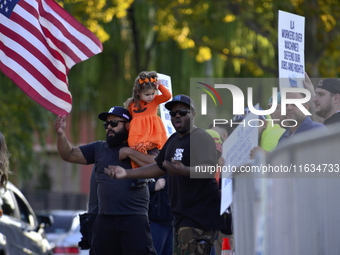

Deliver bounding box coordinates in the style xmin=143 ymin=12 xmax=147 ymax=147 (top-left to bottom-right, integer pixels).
xmin=80 ymin=141 xmax=149 ymax=216
xmin=155 ymin=127 xmax=223 ymax=231
xmin=324 ymin=112 xmax=340 ymax=126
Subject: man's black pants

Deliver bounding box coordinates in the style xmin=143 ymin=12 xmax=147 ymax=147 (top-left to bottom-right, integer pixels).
xmin=90 ymin=214 xmax=156 ymax=255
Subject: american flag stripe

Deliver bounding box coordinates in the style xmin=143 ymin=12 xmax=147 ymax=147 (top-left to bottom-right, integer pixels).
xmin=3 ymin=10 xmax=68 ymax=75
xmin=1 ymin=40 xmax=71 ymax=100
xmin=38 ymin=0 xmax=98 ymax=60
xmin=40 ymin=0 xmax=101 ymax=54
xmin=0 ymin=43 xmax=72 ymax=106
xmin=18 ymin=0 xmax=78 ymax=69
xmin=0 ymin=60 xmax=72 ymax=113
xmin=0 ymin=25 xmax=67 ymax=85
xmin=0 ymin=29 xmax=72 ymax=102
xmin=0 ymin=0 xmax=103 ymax=115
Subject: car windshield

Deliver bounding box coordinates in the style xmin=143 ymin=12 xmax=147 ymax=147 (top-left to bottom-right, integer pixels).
xmin=45 ymin=214 xmax=73 ymax=234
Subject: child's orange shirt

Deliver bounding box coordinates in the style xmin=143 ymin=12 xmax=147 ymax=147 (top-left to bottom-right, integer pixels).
xmin=128 ymin=84 xmax=171 ymax=151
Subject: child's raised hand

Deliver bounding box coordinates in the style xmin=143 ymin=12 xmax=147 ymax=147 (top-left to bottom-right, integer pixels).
xmin=154 ymin=80 xmax=161 ymax=90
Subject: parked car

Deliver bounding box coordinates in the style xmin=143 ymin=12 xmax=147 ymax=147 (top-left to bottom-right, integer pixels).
xmin=0 ymin=232 xmax=9 ymax=255
xmin=43 ymin=210 xmax=89 ymax=255
xmin=0 ymin=182 xmax=53 ymax=255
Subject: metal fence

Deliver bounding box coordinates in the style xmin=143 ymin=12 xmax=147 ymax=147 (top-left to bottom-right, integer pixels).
xmin=23 ymin=190 xmax=88 ymax=212
xmin=233 ymin=123 xmax=340 ymax=255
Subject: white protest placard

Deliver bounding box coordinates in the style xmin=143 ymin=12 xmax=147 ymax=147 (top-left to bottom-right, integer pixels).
xmin=157 ymin=73 xmax=176 ymax=137
xmin=220 ymin=111 xmax=259 ymax=214
xmin=278 ymin=10 xmax=305 ymax=88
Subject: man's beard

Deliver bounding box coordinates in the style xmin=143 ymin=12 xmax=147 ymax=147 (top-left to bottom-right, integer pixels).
xmin=316 ymin=103 xmax=332 ymax=119
xmin=106 ymin=128 xmax=128 ymax=148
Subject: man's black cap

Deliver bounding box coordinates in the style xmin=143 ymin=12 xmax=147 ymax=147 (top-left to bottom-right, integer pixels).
xmin=98 ymin=106 xmax=132 ymax=121
xmin=318 ymin=78 xmax=340 ymax=95
xmin=165 ymin=94 xmax=196 ymax=111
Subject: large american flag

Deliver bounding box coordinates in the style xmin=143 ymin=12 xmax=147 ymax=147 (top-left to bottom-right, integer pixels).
xmin=0 ymin=0 xmax=103 ymax=115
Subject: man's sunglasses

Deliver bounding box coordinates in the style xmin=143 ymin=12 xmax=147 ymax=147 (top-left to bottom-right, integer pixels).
xmin=169 ymin=109 xmax=191 ymax=117
xmin=103 ymin=120 xmax=127 ymax=129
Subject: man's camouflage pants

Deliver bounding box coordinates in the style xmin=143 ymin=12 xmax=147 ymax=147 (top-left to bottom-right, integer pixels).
xmin=173 ymin=227 xmax=218 ymax=255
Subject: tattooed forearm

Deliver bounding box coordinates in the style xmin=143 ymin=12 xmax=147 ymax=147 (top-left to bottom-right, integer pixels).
xmin=71 ymin=148 xmax=83 ymax=158
xmin=55 ymin=116 xmax=86 ymax=164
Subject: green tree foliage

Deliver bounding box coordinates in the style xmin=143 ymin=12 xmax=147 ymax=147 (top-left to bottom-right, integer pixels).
xmin=0 ymin=73 xmax=53 ymax=180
